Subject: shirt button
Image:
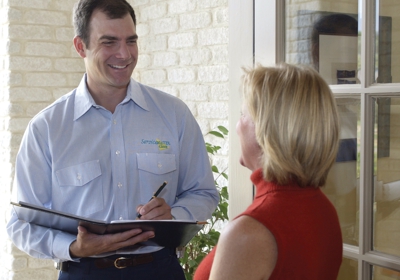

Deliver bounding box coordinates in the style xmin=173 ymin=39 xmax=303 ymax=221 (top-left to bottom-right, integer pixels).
xmin=118 ymin=182 xmax=122 ymax=188
xmin=77 ymin=173 xmax=81 ymax=180
xmin=157 ymin=163 xmax=162 ymax=168
xmin=119 ymin=216 xmax=123 ymax=220
xmin=113 ymin=120 xmax=117 ymax=125
xmin=116 ymin=150 xmax=120 ymax=155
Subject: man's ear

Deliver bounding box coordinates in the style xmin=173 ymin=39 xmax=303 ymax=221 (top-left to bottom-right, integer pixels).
xmin=73 ymin=36 xmax=87 ymax=58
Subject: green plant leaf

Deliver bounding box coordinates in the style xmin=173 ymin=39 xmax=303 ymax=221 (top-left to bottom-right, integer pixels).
xmin=217 ymin=125 xmax=229 ymax=135
xmin=211 ymin=165 xmax=219 ymax=173
xmin=206 ymin=145 xmax=214 ymax=154
xmin=208 ymin=130 xmax=224 ymax=138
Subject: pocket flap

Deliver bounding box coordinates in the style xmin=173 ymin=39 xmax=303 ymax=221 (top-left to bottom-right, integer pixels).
xmin=137 ymin=153 xmax=176 ymax=174
xmin=56 ymin=160 xmax=102 ymax=186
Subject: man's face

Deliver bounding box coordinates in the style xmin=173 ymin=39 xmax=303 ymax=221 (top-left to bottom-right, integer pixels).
xmin=78 ymin=9 xmax=138 ymax=93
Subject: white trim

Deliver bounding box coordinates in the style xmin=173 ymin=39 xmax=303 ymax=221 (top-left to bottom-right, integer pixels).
xmin=254 ymin=0 xmax=285 ymax=65
xmin=331 ymin=85 xmax=400 ymax=94
xmin=359 ymin=93 xmax=374 ymax=279
xmin=228 ymin=0 xmax=254 ymax=219
xmin=254 ymin=0 xmax=276 ymax=65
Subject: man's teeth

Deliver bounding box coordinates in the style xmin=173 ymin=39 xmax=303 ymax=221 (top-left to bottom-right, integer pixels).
xmin=110 ymin=64 xmax=127 ymax=69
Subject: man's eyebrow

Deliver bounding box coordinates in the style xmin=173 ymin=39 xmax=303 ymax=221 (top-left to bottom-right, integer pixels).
xmin=99 ymin=35 xmax=118 ymax=41
xmin=98 ymin=35 xmax=138 ymax=41
xmin=127 ymin=35 xmax=138 ymax=40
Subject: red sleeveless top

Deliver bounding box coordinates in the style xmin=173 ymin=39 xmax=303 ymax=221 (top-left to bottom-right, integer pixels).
xmin=194 ymin=169 xmax=342 ymax=280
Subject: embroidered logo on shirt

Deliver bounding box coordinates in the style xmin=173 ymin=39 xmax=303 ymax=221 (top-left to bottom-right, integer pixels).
xmin=141 ymin=139 xmax=171 ymax=151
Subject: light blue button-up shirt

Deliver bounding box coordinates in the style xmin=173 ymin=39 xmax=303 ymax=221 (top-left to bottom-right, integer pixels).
xmin=7 ymin=75 xmax=219 ymax=261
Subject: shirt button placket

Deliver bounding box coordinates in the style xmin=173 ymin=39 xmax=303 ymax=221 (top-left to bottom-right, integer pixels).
xmin=111 ymin=109 xmax=128 ymax=220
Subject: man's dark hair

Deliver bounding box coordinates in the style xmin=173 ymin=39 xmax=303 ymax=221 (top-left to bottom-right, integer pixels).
xmin=73 ymin=0 xmax=136 ymax=48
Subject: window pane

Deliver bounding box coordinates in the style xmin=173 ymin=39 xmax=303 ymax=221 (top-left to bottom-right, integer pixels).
xmin=373 ymin=97 xmax=400 ymax=257
xmin=323 ymin=98 xmax=360 ymax=246
xmin=375 ymin=1 xmax=399 ymax=83
xmin=337 ymin=257 xmax=358 ymax=280
xmin=285 ymin=0 xmax=360 ymax=85
xmin=372 ymin=265 xmax=400 ymax=279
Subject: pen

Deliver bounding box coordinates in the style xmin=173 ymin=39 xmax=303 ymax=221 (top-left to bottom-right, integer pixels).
xmin=136 ymin=181 xmax=167 ymax=218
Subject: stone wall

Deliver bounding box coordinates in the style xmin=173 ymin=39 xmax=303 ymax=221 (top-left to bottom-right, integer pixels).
xmin=131 ymin=0 xmax=230 ymax=161
xmin=0 ymin=0 xmax=229 ymax=279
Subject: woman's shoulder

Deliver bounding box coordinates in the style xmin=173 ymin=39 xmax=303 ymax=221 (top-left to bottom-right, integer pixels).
xmin=210 ymin=215 xmax=277 ymax=279
xmin=221 ymin=215 xmax=277 ymax=257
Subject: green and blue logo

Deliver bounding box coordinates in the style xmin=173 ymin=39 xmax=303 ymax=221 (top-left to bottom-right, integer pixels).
xmin=141 ymin=138 xmax=171 ymax=150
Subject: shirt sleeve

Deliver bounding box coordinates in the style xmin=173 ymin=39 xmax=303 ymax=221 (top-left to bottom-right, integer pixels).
xmin=6 ymin=120 xmax=77 ymax=261
xmin=171 ymin=106 xmax=220 ymax=221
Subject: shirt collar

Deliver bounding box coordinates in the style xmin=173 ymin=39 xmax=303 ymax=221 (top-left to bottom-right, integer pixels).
xmin=74 ymin=74 xmax=149 ymax=121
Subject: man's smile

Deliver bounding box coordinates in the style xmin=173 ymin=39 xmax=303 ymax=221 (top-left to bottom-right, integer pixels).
xmin=109 ymin=63 xmax=130 ymax=69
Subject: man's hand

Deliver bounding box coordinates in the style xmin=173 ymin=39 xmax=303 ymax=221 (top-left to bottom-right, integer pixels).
xmin=136 ymin=198 xmax=173 ymax=220
xmin=69 ymin=226 xmax=155 ymax=258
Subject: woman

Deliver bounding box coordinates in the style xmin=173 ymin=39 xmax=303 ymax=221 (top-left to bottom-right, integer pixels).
xmin=194 ymin=64 xmax=343 ymax=280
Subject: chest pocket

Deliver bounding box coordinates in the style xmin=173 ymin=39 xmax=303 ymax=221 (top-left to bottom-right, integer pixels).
xmin=136 ymin=153 xmax=177 ymax=203
xmin=136 ymin=153 xmax=176 ymax=174
xmin=56 ymin=160 xmax=102 ymax=186
xmin=54 ymin=160 xmax=103 ymax=216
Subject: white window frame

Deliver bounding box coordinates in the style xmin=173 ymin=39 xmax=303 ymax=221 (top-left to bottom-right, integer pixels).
xmin=228 ymin=0 xmax=254 ymax=218
xmin=228 ymin=0 xmax=400 ymax=278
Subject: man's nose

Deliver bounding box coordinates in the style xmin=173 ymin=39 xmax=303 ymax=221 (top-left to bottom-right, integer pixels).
xmin=116 ymin=42 xmax=131 ymax=59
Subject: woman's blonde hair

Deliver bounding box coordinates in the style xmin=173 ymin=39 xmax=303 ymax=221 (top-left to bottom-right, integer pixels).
xmin=242 ymin=63 xmax=340 ymax=187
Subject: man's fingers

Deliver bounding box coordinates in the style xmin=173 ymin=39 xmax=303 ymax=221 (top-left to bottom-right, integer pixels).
xmin=77 ymin=225 xmax=87 ymax=234
xmin=138 ymin=198 xmax=172 ymax=219
xmin=71 ymin=228 xmax=155 ymax=258
xmin=113 ymin=228 xmax=143 ymax=242
xmin=139 ymin=198 xmax=164 ymax=215
xmin=112 ymin=231 xmax=155 ymax=250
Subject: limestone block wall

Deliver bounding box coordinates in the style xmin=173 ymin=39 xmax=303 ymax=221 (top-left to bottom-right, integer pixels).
xmin=0 ymin=0 xmax=229 ymax=279
xmin=131 ymin=0 xmax=230 ymax=162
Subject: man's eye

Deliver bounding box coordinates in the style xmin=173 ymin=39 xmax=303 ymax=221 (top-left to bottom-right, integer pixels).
xmin=128 ymin=40 xmax=137 ymax=44
xmin=103 ymin=41 xmax=114 ymax=45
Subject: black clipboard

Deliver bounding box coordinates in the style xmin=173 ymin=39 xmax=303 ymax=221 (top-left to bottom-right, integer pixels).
xmin=11 ymin=201 xmax=205 ymax=248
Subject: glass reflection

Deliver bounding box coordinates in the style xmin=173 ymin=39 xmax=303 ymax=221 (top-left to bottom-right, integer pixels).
xmin=285 ymin=0 xmax=360 ymax=85
xmin=373 ymin=97 xmax=400 ymax=257
xmin=375 ymin=0 xmax=399 ymax=83
xmin=323 ymin=98 xmax=360 ymax=246
xmin=372 ymin=265 xmax=400 ymax=279
xmin=337 ymin=257 xmax=358 ymax=280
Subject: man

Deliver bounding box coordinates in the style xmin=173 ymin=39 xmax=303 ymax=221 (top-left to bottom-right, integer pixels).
xmin=6 ymin=0 xmax=219 ymax=279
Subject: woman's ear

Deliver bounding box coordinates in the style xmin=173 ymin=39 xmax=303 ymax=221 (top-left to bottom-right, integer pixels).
xmin=73 ymin=36 xmax=86 ymax=58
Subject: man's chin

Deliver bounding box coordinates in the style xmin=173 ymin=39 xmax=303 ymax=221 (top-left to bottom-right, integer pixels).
xmin=109 ymin=69 xmax=134 ymax=83
xmin=110 ymin=77 xmax=132 ymax=88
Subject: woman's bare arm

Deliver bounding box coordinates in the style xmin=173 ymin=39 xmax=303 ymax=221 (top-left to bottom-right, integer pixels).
xmin=209 ymin=215 xmax=277 ymax=280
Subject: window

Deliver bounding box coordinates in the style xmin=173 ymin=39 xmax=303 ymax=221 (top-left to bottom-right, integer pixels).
xmin=281 ymin=0 xmax=400 ymax=279
xmin=252 ymin=0 xmax=400 ymax=279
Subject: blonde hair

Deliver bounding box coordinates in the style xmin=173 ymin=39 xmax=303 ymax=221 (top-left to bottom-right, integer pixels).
xmin=242 ymin=63 xmax=340 ymax=187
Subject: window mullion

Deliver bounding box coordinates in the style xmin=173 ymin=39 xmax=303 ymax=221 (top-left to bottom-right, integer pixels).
xmin=362 ymin=0 xmax=376 ymax=88
xmin=358 ymin=0 xmax=377 ymax=279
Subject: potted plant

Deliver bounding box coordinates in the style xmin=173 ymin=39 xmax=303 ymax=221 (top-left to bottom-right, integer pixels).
xmin=179 ymin=126 xmax=229 ymax=280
